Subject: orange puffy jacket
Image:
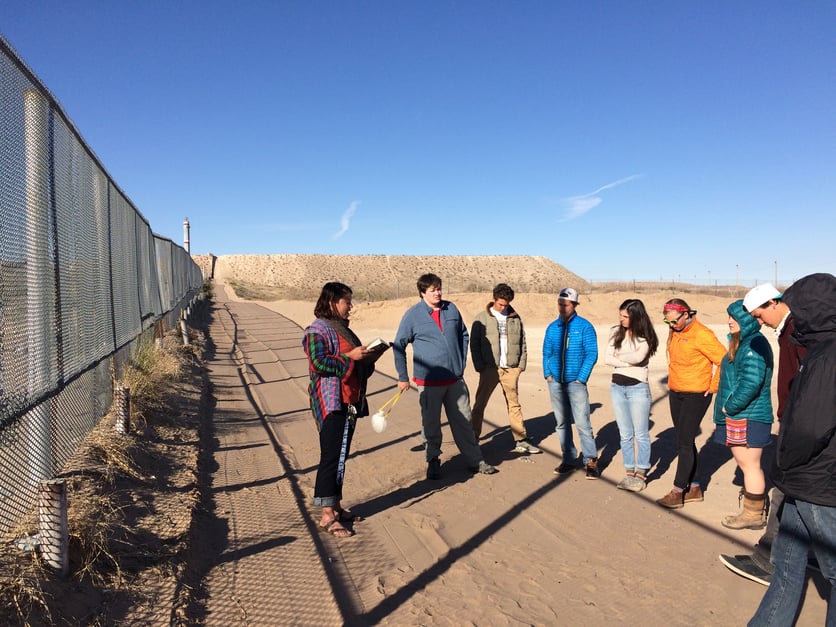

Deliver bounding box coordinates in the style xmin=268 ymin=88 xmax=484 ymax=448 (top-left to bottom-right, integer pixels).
xmin=666 ymin=317 xmax=726 ymax=393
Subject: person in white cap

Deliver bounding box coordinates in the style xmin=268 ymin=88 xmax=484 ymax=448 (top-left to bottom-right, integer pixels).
xmin=543 ymin=287 xmax=600 ymax=478
xmin=719 ymin=283 xmax=808 ymax=585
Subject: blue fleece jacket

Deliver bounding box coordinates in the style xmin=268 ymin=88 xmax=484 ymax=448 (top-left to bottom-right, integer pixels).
xmin=542 ymin=312 xmax=598 ymax=383
xmin=393 ymin=299 xmax=469 ymax=383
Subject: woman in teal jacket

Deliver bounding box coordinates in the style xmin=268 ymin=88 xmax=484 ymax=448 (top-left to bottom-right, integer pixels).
xmin=713 ymin=299 xmax=774 ymax=530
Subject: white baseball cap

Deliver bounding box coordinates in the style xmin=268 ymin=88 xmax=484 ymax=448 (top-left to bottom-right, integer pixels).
xmin=558 ymin=287 xmax=579 ymax=303
xmin=743 ymin=283 xmax=782 ymax=312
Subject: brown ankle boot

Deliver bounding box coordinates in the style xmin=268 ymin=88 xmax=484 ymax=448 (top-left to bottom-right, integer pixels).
xmin=684 ymin=484 xmax=704 ymax=503
xmin=656 ymin=489 xmax=685 ymax=509
xmin=585 ymin=458 xmax=599 ymax=480
xmin=722 ymin=491 xmax=767 ymax=530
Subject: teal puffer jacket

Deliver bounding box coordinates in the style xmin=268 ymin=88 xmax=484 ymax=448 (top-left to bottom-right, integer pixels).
xmin=713 ymin=299 xmax=775 ymax=425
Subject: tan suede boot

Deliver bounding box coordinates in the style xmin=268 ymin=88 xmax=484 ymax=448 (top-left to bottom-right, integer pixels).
xmin=722 ymin=491 xmax=767 ymax=530
xmin=684 ymin=484 xmax=704 ymax=503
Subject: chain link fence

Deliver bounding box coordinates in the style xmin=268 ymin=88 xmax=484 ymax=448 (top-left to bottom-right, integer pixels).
xmin=0 ymin=36 xmax=203 ymax=534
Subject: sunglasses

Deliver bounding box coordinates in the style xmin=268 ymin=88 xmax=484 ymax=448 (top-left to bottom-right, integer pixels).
xmin=663 ymin=312 xmax=686 ymax=325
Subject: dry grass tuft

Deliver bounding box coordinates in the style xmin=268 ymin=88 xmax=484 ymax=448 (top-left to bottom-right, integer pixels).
xmin=118 ymin=336 xmax=183 ymax=429
xmin=0 ymin=529 xmax=52 ymax=626
xmin=65 ymin=486 xmax=126 ymax=586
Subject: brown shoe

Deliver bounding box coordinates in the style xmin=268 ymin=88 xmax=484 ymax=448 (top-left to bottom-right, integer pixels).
xmin=684 ymin=485 xmax=704 ymax=503
xmin=585 ymin=458 xmax=599 ymax=480
xmin=656 ymin=489 xmax=685 ymax=509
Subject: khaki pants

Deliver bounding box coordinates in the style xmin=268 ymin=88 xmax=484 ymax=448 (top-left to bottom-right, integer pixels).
xmin=471 ymin=367 xmax=525 ymax=441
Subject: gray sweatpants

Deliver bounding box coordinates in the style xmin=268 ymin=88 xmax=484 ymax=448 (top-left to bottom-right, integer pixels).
xmin=419 ymin=379 xmax=484 ymax=467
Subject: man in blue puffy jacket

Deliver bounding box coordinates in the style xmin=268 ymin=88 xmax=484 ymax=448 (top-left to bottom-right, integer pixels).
xmin=543 ymin=287 xmax=599 ymax=478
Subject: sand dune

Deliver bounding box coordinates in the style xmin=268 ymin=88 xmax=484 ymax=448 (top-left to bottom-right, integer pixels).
xmin=194 ymin=253 xmax=589 ymax=300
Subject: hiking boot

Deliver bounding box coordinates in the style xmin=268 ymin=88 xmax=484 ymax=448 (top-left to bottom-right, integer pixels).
xmin=719 ymin=554 xmax=771 ymax=586
xmin=722 ymin=491 xmax=767 ymax=530
xmin=656 ymin=489 xmax=685 ymax=509
xmin=684 ymin=484 xmax=704 ymax=503
xmin=553 ymin=458 xmax=581 ymax=475
xmin=513 ymin=439 xmax=542 ymax=454
xmin=426 ymin=457 xmax=441 ymax=480
xmin=469 ymin=460 xmax=498 ymax=475
xmin=585 ymin=458 xmax=599 ymax=480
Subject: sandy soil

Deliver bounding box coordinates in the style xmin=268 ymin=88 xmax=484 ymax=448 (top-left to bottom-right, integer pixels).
xmin=221 ymin=282 xmax=829 ymax=625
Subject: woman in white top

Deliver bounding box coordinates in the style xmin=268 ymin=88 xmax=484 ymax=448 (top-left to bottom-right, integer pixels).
xmin=606 ymin=299 xmax=659 ymax=492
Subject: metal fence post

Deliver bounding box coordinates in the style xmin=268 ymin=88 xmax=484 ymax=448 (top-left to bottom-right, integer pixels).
xmin=38 ymin=479 xmax=68 ymax=577
xmin=114 ymin=386 xmax=130 ymax=434
xmin=180 ymin=318 xmax=189 ymax=346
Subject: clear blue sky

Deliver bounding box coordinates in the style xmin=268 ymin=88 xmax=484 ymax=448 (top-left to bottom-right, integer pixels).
xmin=3 ymin=2 xmax=834 ymax=284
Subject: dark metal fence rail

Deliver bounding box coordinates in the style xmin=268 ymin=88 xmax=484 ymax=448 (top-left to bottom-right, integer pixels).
xmin=0 ymin=36 xmax=203 ymax=535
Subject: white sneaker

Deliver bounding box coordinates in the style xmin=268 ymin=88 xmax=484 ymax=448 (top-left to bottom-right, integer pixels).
xmin=513 ymin=439 xmax=542 ymax=454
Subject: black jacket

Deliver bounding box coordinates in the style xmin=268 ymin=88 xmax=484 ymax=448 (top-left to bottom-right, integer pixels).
xmin=771 ymin=273 xmax=836 ymax=506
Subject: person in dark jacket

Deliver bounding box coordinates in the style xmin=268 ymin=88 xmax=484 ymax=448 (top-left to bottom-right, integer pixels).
xmin=712 ymin=300 xmax=774 ymax=530
xmin=749 ymin=272 xmax=836 ymax=626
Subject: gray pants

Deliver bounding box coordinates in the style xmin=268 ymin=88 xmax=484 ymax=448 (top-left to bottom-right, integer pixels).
xmin=419 ymin=379 xmax=484 ymax=467
xmin=752 ymin=488 xmax=784 ymax=573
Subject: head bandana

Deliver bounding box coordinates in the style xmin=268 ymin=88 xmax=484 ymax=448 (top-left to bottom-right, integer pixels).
xmin=663 ymin=303 xmax=689 ymax=314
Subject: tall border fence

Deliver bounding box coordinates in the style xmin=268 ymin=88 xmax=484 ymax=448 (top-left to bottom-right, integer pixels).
xmin=0 ymin=37 xmax=203 ymax=535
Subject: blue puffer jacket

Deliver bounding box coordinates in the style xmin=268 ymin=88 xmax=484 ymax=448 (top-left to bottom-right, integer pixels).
xmin=542 ymin=313 xmax=598 ymax=384
xmin=713 ymin=299 xmax=774 ymax=425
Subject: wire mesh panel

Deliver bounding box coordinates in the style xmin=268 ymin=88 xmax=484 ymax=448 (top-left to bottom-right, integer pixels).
xmin=53 ymin=114 xmax=116 ymax=376
xmin=155 ymin=237 xmax=175 ymax=311
xmin=109 ymin=189 xmax=142 ymax=349
xmin=0 ymin=401 xmax=51 ymax=533
xmin=136 ymin=218 xmax=163 ymax=325
xmin=0 ymin=37 xmax=204 ymax=535
xmin=49 ymin=367 xmax=104 ymax=475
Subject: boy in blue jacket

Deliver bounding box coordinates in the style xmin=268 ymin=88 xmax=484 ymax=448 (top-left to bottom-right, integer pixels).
xmin=543 ymin=287 xmax=599 ymax=478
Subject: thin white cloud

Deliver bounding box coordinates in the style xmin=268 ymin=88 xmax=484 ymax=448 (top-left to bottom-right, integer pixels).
xmin=560 ymin=174 xmax=643 ymax=222
xmin=333 ymin=200 xmax=359 ymax=239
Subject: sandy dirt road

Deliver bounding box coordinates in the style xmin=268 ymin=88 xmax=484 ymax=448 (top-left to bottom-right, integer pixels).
xmin=200 ymin=283 xmax=829 ymax=626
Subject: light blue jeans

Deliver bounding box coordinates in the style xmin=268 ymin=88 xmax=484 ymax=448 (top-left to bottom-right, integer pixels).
xmin=548 ymin=380 xmax=597 ymax=462
xmin=748 ymin=497 xmax=836 ymax=626
xmin=610 ymin=382 xmax=651 ymax=472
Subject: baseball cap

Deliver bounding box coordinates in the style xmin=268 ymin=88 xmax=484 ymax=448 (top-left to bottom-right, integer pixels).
xmin=743 ymin=283 xmax=782 ymax=312
xmin=558 ymin=287 xmax=579 ymax=303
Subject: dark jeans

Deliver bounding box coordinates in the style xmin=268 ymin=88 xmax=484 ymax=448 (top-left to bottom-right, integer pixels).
xmin=313 ymin=409 xmax=355 ymax=507
xmin=668 ymin=391 xmax=712 ymax=490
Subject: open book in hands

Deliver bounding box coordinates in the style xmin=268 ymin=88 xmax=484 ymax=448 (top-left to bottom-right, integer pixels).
xmin=366 ymin=337 xmax=392 ymax=353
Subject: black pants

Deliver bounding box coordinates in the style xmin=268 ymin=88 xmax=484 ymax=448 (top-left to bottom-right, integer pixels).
xmin=313 ymin=409 xmax=355 ymax=507
xmin=668 ymin=391 xmax=712 ymax=490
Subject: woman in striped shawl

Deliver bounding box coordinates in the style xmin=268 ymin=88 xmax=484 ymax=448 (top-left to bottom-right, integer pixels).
xmin=303 ymin=282 xmax=381 ymax=537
